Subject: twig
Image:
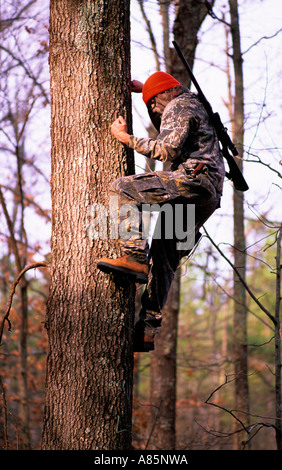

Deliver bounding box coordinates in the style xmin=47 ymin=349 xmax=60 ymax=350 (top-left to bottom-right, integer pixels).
xmin=0 ymin=261 xmax=50 ymax=344
xmin=0 ymin=0 xmax=37 ymax=32
xmin=245 ymin=151 xmax=282 ymax=180
xmin=145 ymin=399 xmax=163 ymax=450
xmin=136 ymin=0 xmax=161 ymax=71
xmin=243 ymin=28 xmax=282 ymax=55
xmin=203 ymin=227 xmax=276 ymax=325
xmin=205 ymin=374 xmax=249 ymax=434
xmin=204 ymin=374 xmax=279 ymax=448
xmin=205 ymin=1 xmax=231 ymax=28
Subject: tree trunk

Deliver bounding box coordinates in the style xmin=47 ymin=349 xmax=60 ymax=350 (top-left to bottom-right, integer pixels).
xmin=149 ymin=270 xmax=179 ymax=450
xmin=172 ymin=0 xmax=215 ymax=84
xmin=42 ymin=0 xmax=135 ymax=450
xmin=18 ymin=281 xmax=31 ymax=449
xmin=228 ymin=0 xmax=250 ymax=449
xmin=0 ymin=178 xmax=31 ymax=449
xmin=274 ymin=226 xmax=282 ymax=449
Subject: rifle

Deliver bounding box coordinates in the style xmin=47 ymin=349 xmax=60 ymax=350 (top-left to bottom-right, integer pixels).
xmin=173 ymin=40 xmax=249 ymax=192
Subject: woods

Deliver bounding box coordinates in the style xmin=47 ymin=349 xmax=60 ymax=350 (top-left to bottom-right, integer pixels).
xmin=0 ymin=0 xmax=281 ymax=453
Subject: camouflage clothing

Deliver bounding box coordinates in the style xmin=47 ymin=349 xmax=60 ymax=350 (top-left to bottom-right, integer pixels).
xmin=110 ymin=169 xmax=220 ymax=317
xmin=110 ymin=89 xmax=225 ymax=338
xmin=128 ymin=91 xmax=225 ymax=193
xmin=110 ymin=168 xmax=220 ymax=262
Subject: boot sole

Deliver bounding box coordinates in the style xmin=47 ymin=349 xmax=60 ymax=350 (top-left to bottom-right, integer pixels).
xmin=97 ymin=261 xmax=148 ymax=284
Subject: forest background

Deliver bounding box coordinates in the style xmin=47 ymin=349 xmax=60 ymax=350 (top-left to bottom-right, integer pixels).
xmin=0 ymin=0 xmax=281 ymax=451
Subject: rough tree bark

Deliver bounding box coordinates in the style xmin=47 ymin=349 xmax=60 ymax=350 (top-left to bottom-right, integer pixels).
xmin=41 ymin=0 xmax=135 ymax=450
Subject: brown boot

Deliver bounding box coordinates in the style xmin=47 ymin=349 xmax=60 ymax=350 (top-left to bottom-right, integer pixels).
xmin=97 ymin=255 xmax=149 ymax=284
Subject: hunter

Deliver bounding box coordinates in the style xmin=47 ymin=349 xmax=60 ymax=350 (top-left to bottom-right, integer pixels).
xmin=97 ymin=71 xmax=225 ymax=351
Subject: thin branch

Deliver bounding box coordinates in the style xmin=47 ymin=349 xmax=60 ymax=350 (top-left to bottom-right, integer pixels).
xmin=145 ymin=398 xmax=163 ymax=450
xmin=204 ymin=374 xmax=279 ymax=448
xmin=203 ymin=227 xmax=276 ymax=325
xmin=0 ymin=185 xmax=22 ymax=272
xmin=0 ymin=184 xmax=51 ymax=222
xmin=205 ymin=374 xmax=249 ymax=433
xmin=206 ymin=268 xmax=275 ymax=332
xmin=204 ymin=1 xmax=231 ymax=28
xmin=246 ymin=53 xmax=268 ymax=155
xmin=0 ymin=0 xmax=38 ymax=32
xmin=136 ymin=0 xmax=161 ymax=71
xmin=245 ymin=150 xmax=282 ymax=180
xmin=0 ymin=261 xmax=50 ymax=344
xmin=243 ymin=28 xmax=282 ymax=55
xmin=0 ymin=44 xmax=50 ymax=104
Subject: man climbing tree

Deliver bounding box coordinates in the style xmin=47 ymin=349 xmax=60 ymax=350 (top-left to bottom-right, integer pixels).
xmin=42 ymin=0 xmax=135 ymax=450
xmin=146 ymin=0 xmax=219 ymax=450
xmin=97 ymin=71 xmax=226 ymax=351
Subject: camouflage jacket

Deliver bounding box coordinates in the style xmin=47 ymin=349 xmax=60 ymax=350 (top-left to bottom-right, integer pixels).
xmin=128 ymin=91 xmax=226 ymax=194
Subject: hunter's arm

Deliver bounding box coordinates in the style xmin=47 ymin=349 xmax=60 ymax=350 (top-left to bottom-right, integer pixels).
xmin=127 ymin=97 xmax=191 ymax=163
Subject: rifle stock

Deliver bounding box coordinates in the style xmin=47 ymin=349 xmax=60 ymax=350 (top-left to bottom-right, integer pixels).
xmin=172 ymin=40 xmax=248 ymax=192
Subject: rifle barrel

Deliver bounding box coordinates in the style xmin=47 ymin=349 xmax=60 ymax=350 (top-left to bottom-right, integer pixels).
xmin=172 ymin=40 xmax=249 ymax=192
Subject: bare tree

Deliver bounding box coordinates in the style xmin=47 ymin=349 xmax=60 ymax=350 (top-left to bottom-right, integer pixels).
xmin=228 ymin=0 xmax=250 ymax=448
xmin=0 ymin=0 xmax=50 ymax=448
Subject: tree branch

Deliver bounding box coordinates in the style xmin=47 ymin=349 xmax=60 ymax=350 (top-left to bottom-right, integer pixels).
xmin=205 ymin=374 xmax=249 ymax=433
xmin=203 ymin=227 xmax=277 ymax=325
xmin=243 ymin=28 xmax=282 ymax=55
xmin=204 ymin=373 xmax=279 ymax=448
xmin=0 ymin=261 xmax=50 ymax=344
xmin=136 ymin=0 xmax=161 ymax=71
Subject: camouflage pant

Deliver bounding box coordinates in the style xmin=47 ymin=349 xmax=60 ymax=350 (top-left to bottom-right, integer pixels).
xmin=110 ymin=167 xmax=221 ymax=335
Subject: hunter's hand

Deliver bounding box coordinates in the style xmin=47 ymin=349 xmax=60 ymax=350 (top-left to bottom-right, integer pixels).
xmin=130 ymin=80 xmax=143 ymax=93
xmin=111 ymin=116 xmax=130 ymax=145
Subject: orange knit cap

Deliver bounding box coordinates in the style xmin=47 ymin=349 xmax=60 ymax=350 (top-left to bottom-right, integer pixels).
xmin=142 ymin=71 xmax=181 ymax=105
